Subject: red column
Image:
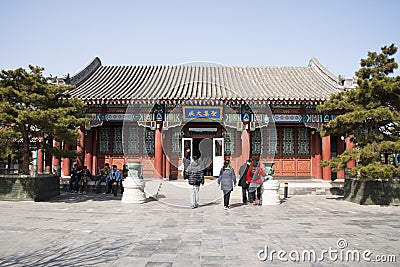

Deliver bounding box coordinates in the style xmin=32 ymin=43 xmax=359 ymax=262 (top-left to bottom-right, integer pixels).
xmin=310 ymin=132 xmax=316 ymax=177
xmin=345 ymin=137 xmax=356 ymax=168
xmin=92 ymin=128 xmax=98 ymax=175
xmin=85 ymin=130 xmax=93 ymax=171
xmin=241 ymin=122 xmax=251 ymax=162
xmin=76 ymin=128 xmax=85 ymax=167
xmin=37 ymin=145 xmax=44 ymax=174
xmin=337 ymin=138 xmax=345 ymax=179
xmin=322 ymin=136 xmax=331 ymax=180
xmin=62 ymin=143 xmax=71 ymax=176
xmin=164 ymin=130 xmax=171 ymax=179
xmin=315 ymin=133 xmax=323 ymax=179
xmin=154 ymin=121 xmax=163 ymax=178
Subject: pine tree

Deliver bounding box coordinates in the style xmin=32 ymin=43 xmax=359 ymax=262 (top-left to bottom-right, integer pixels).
xmin=318 ymin=44 xmax=400 ymax=180
xmin=0 ymin=65 xmax=86 ymax=175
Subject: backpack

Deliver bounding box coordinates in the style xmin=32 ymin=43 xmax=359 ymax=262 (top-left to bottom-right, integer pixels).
xmin=250 ymin=167 xmax=257 ymax=180
xmin=250 ymin=167 xmax=262 ymax=184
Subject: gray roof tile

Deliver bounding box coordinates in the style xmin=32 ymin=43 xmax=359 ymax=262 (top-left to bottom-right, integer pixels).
xmin=68 ymin=57 xmax=350 ymax=104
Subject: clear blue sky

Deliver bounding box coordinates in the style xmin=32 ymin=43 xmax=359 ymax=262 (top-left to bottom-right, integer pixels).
xmin=1 ymin=0 xmax=399 ymax=78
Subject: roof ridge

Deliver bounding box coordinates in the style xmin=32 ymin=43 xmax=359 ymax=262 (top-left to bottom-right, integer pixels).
xmin=100 ymin=64 xmax=310 ymax=69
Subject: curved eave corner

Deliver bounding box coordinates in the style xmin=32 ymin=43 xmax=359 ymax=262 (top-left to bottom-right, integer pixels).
xmin=308 ymin=58 xmax=341 ymax=89
xmin=69 ymin=57 xmax=102 ymax=86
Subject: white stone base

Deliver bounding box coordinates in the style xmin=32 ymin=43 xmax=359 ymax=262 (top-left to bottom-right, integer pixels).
xmin=122 ymin=178 xmax=146 ymax=204
xmin=262 ymin=180 xmax=281 ymax=205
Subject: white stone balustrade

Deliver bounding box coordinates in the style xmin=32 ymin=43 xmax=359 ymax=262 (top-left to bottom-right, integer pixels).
xmin=122 ymin=162 xmax=146 ymax=204
xmin=262 ymin=180 xmax=281 ymax=205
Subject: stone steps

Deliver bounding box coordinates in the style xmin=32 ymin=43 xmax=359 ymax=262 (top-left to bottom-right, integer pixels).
xmin=278 ymin=179 xmax=344 ymax=196
xmin=279 ymin=186 xmax=344 ymax=196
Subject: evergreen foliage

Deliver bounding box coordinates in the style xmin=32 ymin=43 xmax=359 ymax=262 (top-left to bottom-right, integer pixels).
xmin=0 ymin=65 xmax=86 ymax=174
xmin=318 ymin=44 xmax=400 ymax=180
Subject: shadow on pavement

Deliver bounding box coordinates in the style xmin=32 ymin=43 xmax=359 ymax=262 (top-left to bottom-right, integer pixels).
xmin=0 ymin=235 xmax=132 ymax=266
xmin=47 ymin=192 xmax=122 ymax=203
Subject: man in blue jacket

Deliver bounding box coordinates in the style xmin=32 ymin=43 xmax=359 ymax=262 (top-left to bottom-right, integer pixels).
xmin=109 ymin=165 xmax=121 ymax=196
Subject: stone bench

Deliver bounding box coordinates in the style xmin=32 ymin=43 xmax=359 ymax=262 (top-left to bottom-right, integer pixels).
xmin=60 ymin=175 xmax=106 ymax=193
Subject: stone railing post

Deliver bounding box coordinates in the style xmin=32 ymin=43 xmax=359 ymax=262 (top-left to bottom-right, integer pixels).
xmin=262 ymin=162 xmax=280 ymax=205
xmin=262 ymin=180 xmax=281 ymax=205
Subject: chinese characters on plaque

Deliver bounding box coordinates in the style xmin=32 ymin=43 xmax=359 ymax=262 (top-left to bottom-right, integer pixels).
xmin=183 ymin=106 xmax=223 ymax=121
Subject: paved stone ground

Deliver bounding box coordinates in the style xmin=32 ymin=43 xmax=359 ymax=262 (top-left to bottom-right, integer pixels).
xmin=0 ymin=180 xmax=399 ymax=267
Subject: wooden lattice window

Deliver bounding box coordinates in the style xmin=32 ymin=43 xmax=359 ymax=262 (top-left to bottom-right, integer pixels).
xmin=266 ymin=127 xmax=279 ymax=156
xmin=126 ymin=126 xmax=140 ymax=155
xmin=297 ymin=127 xmax=310 ymax=155
xmin=222 ymin=128 xmax=235 ymax=155
xmin=172 ymin=129 xmax=182 ymax=155
xmin=112 ymin=127 xmax=123 ymax=154
xmin=282 ymin=127 xmax=294 ymax=155
xmin=251 ymin=128 xmax=262 ymax=155
xmin=98 ymin=127 xmax=110 ymax=154
xmin=143 ymin=128 xmax=155 ymax=155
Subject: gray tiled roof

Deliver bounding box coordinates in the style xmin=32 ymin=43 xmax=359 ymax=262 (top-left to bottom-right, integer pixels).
xmin=68 ymin=57 xmax=349 ymax=104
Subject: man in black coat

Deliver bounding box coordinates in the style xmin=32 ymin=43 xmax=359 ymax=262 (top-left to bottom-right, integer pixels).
xmin=238 ymin=160 xmax=252 ymax=204
xmin=185 ymin=155 xmax=204 ymax=209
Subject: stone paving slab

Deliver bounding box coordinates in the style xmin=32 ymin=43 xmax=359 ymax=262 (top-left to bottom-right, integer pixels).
xmin=0 ymin=184 xmax=399 ymax=266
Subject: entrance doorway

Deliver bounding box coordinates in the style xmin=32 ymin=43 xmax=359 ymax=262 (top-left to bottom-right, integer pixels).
xmin=181 ymin=137 xmax=224 ymax=176
xmin=212 ymin=138 xmax=224 ymax=176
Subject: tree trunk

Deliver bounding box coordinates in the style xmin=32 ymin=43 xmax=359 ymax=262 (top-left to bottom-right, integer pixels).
xmin=21 ymin=144 xmax=30 ymax=174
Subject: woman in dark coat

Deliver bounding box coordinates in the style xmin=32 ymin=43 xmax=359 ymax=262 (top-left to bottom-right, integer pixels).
xmin=218 ymin=160 xmax=236 ymax=209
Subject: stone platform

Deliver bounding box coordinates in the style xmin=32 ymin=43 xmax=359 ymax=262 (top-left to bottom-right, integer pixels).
xmin=276 ymin=178 xmax=344 ymax=196
xmin=0 ymin=188 xmax=398 ymax=266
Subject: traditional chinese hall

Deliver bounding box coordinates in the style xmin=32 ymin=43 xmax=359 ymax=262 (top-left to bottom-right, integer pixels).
xmin=48 ymin=57 xmax=356 ymax=180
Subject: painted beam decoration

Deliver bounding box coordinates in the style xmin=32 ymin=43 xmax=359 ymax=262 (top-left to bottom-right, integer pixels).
xmin=182 ymin=106 xmax=223 ymax=121
xmin=85 ymin=111 xmax=335 ymax=124
xmin=253 ymin=113 xmax=337 ymax=123
xmin=83 ymin=104 xmax=336 ymax=131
